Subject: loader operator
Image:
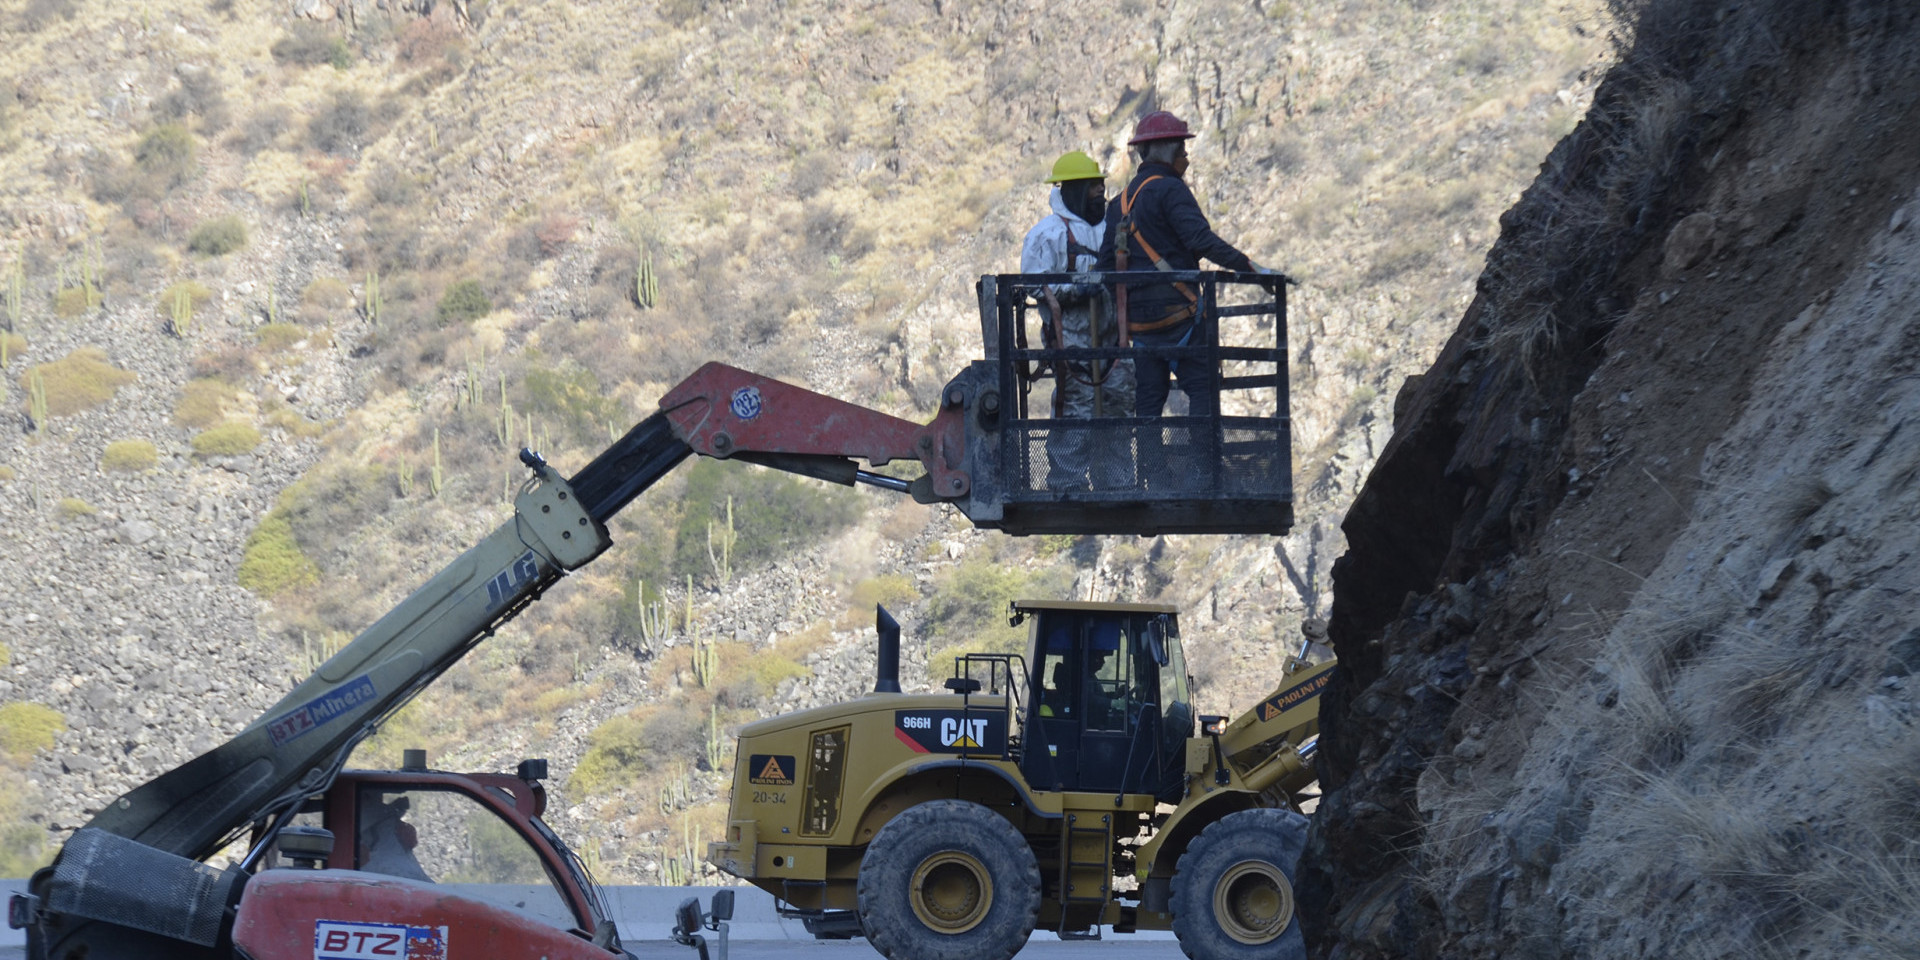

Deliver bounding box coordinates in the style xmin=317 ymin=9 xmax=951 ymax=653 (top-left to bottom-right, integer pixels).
xmin=1022 ymin=150 xmax=1134 ymax=492
xmin=1096 ymin=111 xmax=1271 ymax=486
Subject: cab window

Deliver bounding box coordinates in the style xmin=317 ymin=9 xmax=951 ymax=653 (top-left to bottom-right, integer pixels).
xmin=1036 ymin=620 xmax=1076 ymax=719
xmin=355 ymin=787 xmax=577 ymax=930
xmin=1084 ymin=618 xmax=1133 ymax=731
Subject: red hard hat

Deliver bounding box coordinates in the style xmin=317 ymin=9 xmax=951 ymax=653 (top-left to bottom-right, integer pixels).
xmin=1128 ymin=110 xmax=1196 ymax=145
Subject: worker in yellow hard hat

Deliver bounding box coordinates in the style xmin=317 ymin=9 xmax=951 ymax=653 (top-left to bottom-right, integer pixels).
xmin=1022 ymin=151 xmax=1134 ymax=492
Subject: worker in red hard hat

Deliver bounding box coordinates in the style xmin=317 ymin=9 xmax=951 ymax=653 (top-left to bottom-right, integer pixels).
xmin=1022 ymin=150 xmax=1134 ymax=492
xmin=1096 ymin=110 xmax=1271 ymax=487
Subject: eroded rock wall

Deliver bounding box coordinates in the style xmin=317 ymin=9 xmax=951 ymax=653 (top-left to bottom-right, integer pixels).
xmin=1305 ymin=2 xmax=1920 ymax=957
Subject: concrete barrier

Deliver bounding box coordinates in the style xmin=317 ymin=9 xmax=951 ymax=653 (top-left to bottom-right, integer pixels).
xmin=1 ymin=879 xmax=1172 ymax=947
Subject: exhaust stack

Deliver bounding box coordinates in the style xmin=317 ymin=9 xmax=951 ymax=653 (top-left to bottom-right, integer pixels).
xmin=874 ymin=604 xmax=901 ymax=694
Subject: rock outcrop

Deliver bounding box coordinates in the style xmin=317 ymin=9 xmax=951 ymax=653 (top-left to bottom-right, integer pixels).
xmin=1306 ymin=2 xmax=1920 ymax=956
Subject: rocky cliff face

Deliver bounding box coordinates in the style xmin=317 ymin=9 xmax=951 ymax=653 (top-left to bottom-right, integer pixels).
xmin=1305 ymin=2 xmax=1920 ymax=956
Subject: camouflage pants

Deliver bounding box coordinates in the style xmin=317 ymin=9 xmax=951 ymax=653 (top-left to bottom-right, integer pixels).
xmin=1045 ymin=301 xmax=1136 ymax=492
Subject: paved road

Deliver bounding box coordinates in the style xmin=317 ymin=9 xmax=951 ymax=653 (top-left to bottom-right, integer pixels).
xmin=4 ymin=939 xmax=1188 ymax=959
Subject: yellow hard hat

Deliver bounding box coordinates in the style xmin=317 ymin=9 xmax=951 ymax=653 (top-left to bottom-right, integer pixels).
xmin=1045 ymin=150 xmax=1104 ymax=183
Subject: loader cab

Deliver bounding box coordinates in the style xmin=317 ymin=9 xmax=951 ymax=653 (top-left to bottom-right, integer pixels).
xmin=1012 ymin=601 xmax=1192 ymax=800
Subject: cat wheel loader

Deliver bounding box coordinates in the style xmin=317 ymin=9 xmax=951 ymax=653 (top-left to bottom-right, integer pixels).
xmin=9 ymin=268 xmax=1299 ymax=959
xmin=707 ymin=600 xmax=1330 ymax=960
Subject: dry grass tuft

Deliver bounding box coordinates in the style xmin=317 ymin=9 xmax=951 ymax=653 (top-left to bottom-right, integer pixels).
xmin=23 ymin=348 xmax=136 ymax=418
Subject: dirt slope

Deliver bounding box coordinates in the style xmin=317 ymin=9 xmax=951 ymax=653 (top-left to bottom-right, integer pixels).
xmin=1305 ymin=2 xmax=1920 ymax=957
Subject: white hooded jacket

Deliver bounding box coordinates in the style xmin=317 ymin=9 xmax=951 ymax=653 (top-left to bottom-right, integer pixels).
xmin=1020 ymin=187 xmax=1103 ymax=294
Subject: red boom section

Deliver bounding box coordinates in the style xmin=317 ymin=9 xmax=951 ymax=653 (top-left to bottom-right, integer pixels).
xmin=660 ymin=362 xmax=970 ymax=498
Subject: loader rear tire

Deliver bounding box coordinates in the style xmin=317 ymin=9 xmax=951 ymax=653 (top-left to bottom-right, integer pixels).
xmin=856 ymin=799 xmax=1040 ymax=960
xmin=1170 ymin=806 xmax=1308 ymax=960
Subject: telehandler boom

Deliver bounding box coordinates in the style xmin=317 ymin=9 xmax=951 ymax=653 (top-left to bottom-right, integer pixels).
xmin=11 ymin=362 xmax=992 ymax=960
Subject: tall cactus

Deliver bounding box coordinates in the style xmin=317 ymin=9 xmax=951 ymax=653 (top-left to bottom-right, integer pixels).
xmin=635 ymin=251 xmax=658 ymax=309
xmin=691 ymin=634 xmax=718 ymax=690
xmin=706 ymin=495 xmax=736 ymax=585
xmin=398 ymin=460 xmax=415 ymax=498
xmin=704 ymin=705 xmax=726 ymax=771
xmin=637 ymin=579 xmax=671 ymax=647
xmin=171 ymin=286 xmax=194 ymax=337
xmin=429 ymin=428 xmax=444 ymax=498
xmin=365 ymin=270 xmax=382 ymax=324
xmin=7 ymin=257 xmax=24 ymax=330
xmin=462 ymin=349 xmax=484 ymax=408
xmin=27 ymin=368 xmax=48 ymax=435
xmin=497 ymin=372 xmax=513 ymax=446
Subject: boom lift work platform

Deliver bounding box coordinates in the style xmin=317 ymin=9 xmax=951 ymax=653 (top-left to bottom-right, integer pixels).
xmin=9 ymin=270 xmax=1297 ymax=960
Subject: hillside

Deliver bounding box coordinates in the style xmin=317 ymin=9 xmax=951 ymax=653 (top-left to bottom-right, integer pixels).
xmin=1304 ymin=1 xmax=1920 ymax=957
xmin=0 ymin=0 xmax=1605 ymax=883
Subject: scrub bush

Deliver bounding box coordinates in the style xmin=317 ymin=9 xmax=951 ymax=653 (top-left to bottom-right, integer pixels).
xmin=238 ymin=513 xmax=319 ymax=596
xmin=435 ymin=279 xmax=491 ymax=324
xmin=101 ymin=439 xmax=159 ymax=472
xmin=24 ymin=348 xmax=136 ymax=417
xmin=0 ymin=702 xmax=64 ymax=762
xmin=192 ymin=420 xmax=262 ymax=456
xmin=187 ymin=215 xmax=248 ymax=256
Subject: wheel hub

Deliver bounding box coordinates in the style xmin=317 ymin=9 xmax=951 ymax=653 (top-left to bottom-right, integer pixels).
xmin=910 ymin=851 xmax=994 ymax=934
xmin=1213 ymin=859 xmax=1292 ymax=945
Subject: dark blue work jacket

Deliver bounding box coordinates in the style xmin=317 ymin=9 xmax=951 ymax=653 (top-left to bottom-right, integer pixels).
xmin=1095 ymin=162 xmax=1254 ymax=337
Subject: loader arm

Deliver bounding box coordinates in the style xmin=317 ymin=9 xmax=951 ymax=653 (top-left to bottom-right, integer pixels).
xmin=1219 ymin=655 xmax=1336 ymax=764
xmin=74 ymin=362 xmax=970 ymax=861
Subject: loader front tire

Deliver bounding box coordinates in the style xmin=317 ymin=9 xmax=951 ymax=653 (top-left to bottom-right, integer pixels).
xmin=857 ymin=799 xmax=1040 ymax=960
xmin=1171 ymin=806 xmax=1308 ymax=960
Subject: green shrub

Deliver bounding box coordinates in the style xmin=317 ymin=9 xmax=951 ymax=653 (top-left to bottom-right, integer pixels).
xmin=24 ymin=348 xmax=136 ymax=417
xmin=186 ymin=215 xmax=247 ymax=256
xmin=277 ymin=462 xmax=393 ymax=560
xmin=256 ymin=322 xmax=307 ymax=352
xmin=192 ymin=420 xmax=262 ymax=456
xmin=237 ymin=513 xmax=319 ymax=596
xmin=52 ymin=286 xmax=99 ymax=317
xmin=308 ymin=90 xmax=370 ymax=154
xmin=850 ymin=574 xmax=918 ymax=613
xmin=572 ymin=706 xmax=709 ymax=794
xmin=54 ymin=497 xmax=96 ymax=519
xmin=435 ymin=279 xmax=491 ymax=325
xmin=134 ymin=123 xmax=196 ymax=188
xmin=923 ymin=558 xmax=1074 ymax=660
xmin=524 ymin=365 xmax=627 ymax=445
xmin=174 ymin=377 xmax=236 ymax=428
xmin=0 ymin=702 xmax=64 ymax=762
xmin=101 ymin=439 xmax=158 ymax=472
xmin=301 ymin=276 xmax=353 ymax=309
xmin=157 ymin=280 xmax=213 ymax=320
xmin=719 ymin=647 xmax=810 ymax=710
xmin=672 ymin=458 xmax=863 ymax=579
xmin=271 ymin=23 xmax=351 ymax=68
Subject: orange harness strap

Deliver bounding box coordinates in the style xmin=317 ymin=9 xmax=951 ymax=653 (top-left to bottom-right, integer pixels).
xmin=1117 ymin=176 xmax=1198 ymax=333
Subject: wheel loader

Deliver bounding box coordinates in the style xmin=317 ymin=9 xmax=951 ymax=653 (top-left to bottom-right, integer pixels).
xmin=707 ymin=599 xmax=1331 ymax=960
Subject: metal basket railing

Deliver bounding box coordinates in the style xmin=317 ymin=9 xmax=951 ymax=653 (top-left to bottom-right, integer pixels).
xmin=970 ymin=270 xmax=1293 ymax=536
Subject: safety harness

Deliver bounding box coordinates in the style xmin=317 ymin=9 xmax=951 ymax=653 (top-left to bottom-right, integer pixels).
xmin=1114 ymin=175 xmax=1200 ymax=334
xmin=1043 ymin=214 xmax=1117 ymax=415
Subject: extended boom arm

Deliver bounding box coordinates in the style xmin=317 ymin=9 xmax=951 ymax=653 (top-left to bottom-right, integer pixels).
xmin=77 ymin=363 xmax=970 ymax=860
